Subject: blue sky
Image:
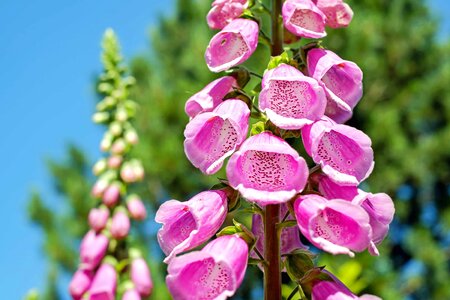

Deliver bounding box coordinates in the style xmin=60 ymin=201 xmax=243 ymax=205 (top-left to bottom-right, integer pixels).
xmin=0 ymin=0 xmax=448 ymax=299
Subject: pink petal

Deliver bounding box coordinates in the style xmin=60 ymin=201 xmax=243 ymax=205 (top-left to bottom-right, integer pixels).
xmin=282 ymin=0 xmax=327 ymax=38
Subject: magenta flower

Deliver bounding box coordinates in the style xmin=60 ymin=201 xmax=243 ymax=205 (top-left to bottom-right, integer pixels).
xmin=69 ymin=268 xmax=93 ymax=300
xmin=127 ymin=196 xmax=147 ymax=221
xmin=282 ymin=0 xmax=327 ymax=38
xmin=353 ymin=191 xmax=395 ymax=256
xmin=314 ymin=0 xmax=353 ymax=28
xmin=259 ymin=64 xmax=326 ymax=129
xmin=185 ymin=76 xmax=238 ymax=118
xmin=88 ymin=207 xmax=109 ymax=232
xmin=80 ymin=230 xmax=109 ymax=270
xmin=110 ymin=210 xmax=130 ymax=239
xmin=122 ymin=289 xmax=141 ymax=300
xmin=312 ymin=270 xmax=381 ymax=300
xmin=252 ymin=204 xmax=306 ymax=263
xmin=307 ymin=48 xmax=363 ymax=123
xmin=166 ymin=234 xmax=248 ymax=300
xmin=88 ymin=263 xmax=117 ymax=300
xmin=131 ymin=258 xmax=153 ymax=297
xmin=315 ymin=173 xmax=359 ymax=200
xmin=207 ymin=0 xmax=248 ymax=30
xmin=205 ymin=18 xmax=259 ymax=72
xmin=155 ymin=190 xmax=228 ymax=263
xmin=226 ymin=132 xmax=309 ymax=205
xmin=294 ymin=194 xmax=372 ymax=257
xmin=302 ymin=117 xmax=374 ymax=185
xmin=184 ymin=99 xmax=250 ymax=175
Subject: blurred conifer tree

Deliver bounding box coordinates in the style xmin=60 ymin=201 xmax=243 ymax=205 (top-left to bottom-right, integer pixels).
xmin=28 ymin=0 xmax=449 ymax=299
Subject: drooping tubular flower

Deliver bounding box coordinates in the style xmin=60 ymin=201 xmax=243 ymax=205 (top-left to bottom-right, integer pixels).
xmin=131 ymin=258 xmax=153 ymax=297
xmin=307 ymin=48 xmax=363 ymax=123
xmin=352 ymin=191 xmax=395 ymax=256
xmin=312 ymin=270 xmax=381 ymax=300
xmin=302 ymin=117 xmax=374 ymax=185
xmin=314 ymin=0 xmax=353 ymax=28
xmin=69 ymin=269 xmax=93 ymax=300
xmin=88 ymin=263 xmax=117 ymax=300
xmin=80 ymin=230 xmax=109 ymax=270
xmin=88 ymin=207 xmax=109 ymax=232
xmin=184 ymin=99 xmax=250 ymax=175
xmin=205 ymin=18 xmax=259 ymax=72
xmin=294 ymin=194 xmax=372 ymax=257
xmin=315 ymin=173 xmax=359 ymax=200
xmin=252 ymin=204 xmax=306 ymax=263
xmin=207 ymin=0 xmax=248 ymax=30
xmin=185 ymin=76 xmax=238 ymax=118
xmin=282 ymin=0 xmax=327 ymax=39
xmin=166 ymin=234 xmax=248 ymax=300
xmin=155 ymin=190 xmax=228 ymax=263
xmin=259 ymin=63 xmax=327 ymax=129
xmin=226 ymin=131 xmax=309 ymax=205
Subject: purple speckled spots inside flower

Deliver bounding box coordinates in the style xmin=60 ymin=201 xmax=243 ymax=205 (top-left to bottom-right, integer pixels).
xmin=312 ymin=208 xmax=358 ymax=245
xmin=267 ymin=80 xmax=313 ymax=118
xmin=162 ymin=208 xmax=196 ymax=254
xmin=240 ymin=151 xmax=297 ymax=191
xmin=290 ymin=9 xmax=325 ymax=33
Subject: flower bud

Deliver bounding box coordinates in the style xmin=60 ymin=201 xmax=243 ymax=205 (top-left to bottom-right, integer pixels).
xmin=120 ymin=164 xmax=136 ymax=183
xmin=80 ymin=230 xmax=109 ymax=270
xmin=108 ymin=155 xmax=123 ymax=169
xmin=109 ymin=121 xmax=123 ymax=136
xmin=131 ymin=258 xmax=153 ymax=297
xmin=92 ymin=159 xmax=107 ymax=176
xmin=102 ymin=183 xmax=121 ymax=207
xmin=111 ymin=138 xmax=127 ymax=155
xmin=88 ymin=207 xmax=110 ymax=232
xmin=115 ymin=107 xmax=129 ymax=122
xmin=88 ymin=263 xmax=117 ymax=300
xmin=91 ymin=179 xmax=109 ymax=198
xmin=111 ymin=210 xmax=130 ymax=240
xmin=206 ymin=0 xmax=248 ymax=30
xmin=100 ymin=132 xmax=114 ymax=152
xmin=122 ymin=289 xmax=141 ymax=300
xmin=92 ymin=112 xmax=110 ymax=124
xmin=69 ymin=268 xmax=93 ymax=299
xmin=127 ymin=196 xmax=147 ymax=221
xmin=124 ymin=130 xmax=139 ymax=145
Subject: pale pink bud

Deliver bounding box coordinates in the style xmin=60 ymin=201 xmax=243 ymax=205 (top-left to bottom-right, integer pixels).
xmin=120 ymin=164 xmax=136 ymax=183
xmin=127 ymin=197 xmax=147 ymax=221
xmin=111 ymin=138 xmax=126 ymax=155
xmin=91 ymin=179 xmax=108 ymax=198
xmin=92 ymin=159 xmax=107 ymax=176
xmin=88 ymin=207 xmax=110 ymax=232
xmin=131 ymin=258 xmax=153 ymax=297
xmin=206 ymin=0 xmax=248 ymax=30
xmin=111 ymin=211 xmax=130 ymax=239
xmin=125 ymin=130 xmax=139 ymax=145
xmin=102 ymin=184 xmax=121 ymax=207
xmin=88 ymin=263 xmax=117 ymax=300
xmin=69 ymin=268 xmax=93 ymax=299
xmin=122 ymin=289 xmax=141 ymax=300
xmin=107 ymin=155 xmax=123 ymax=169
xmin=80 ymin=231 xmax=109 ymax=270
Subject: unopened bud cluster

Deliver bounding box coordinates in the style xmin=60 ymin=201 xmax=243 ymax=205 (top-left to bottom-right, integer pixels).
xmin=69 ymin=30 xmax=152 ymax=300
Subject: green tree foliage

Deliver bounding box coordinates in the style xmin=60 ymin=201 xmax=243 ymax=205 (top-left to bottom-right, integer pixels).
xmin=28 ymin=0 xmax=449 ymax=299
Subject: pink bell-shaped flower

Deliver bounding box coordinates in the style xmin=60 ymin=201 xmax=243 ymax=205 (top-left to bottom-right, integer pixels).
xmin=226 ymin=131 xmax=309 ymax=205
xmin=102 ymin=183 xmax=121 ymax=207
xmin=110 ymin=210 xmax=130 ymax=240
xmin=88 ymin=207 xmax=110 ymax=232
xmin=315 ymin=173 xmax=359 ymax=200
xmin=88 ymin=263 xmax=117 ymax=300
xmin=166 ymin=234 xmax=248 ymax=300
xmin=207 ymin=0 xmax=248 ymax=30
xmin=127 ymin=196 xmax=147 ymax=221
xmin=251 ymin=204 xmax=306 ymax=264
xmin=314 ymin=0 xmax=353 ymax=28
xmin=302 ymin=117 xmax=374 ymax=185
xmin=259 ymin=64 xmax=326 ymax=129
xmin=352 ymin=191 xmax=395 ymax=256
xmin=307 ymin=48 xmax=363 ymax=123
xmin=312 ymin=270 xmax=381 ymax=300
xmin=155 ymin=190 xmax=228 ymax=263
xmin=184 ymin=99 xmax=250 ymax=175
xmin=80 ymin=230 xmax=109 ymax=270
xmin=205 ymin=18 xmax=259 ymax=72
xmin=185 ymin=76 xmax=238 ymax=118
xmin=122 ymin=289 xmax=141 ymax=300
xmin=294 ymin=194 xmax=372 ymax=257
xmin=282 ymin=0 xmax=327 ymax=38
xmin=69 ymin=268 xmax=93 ymax=300
xmin=131 ymin=258 xmax=153 ymax=297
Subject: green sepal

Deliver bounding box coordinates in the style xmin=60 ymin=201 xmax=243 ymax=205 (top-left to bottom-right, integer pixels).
xmin=250 ymin=121 xmax=267 ymax=136
xmin=267 ymin=51 xmax=291 ymax=70
xmin=285 ymin=250 xmax=316 ymax=282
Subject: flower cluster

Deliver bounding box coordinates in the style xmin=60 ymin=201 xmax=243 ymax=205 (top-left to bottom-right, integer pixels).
xmin=156 ymin=0 xmax=394 ymax=299
xmin=69 ymin=30 xmax=153 ymax=300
